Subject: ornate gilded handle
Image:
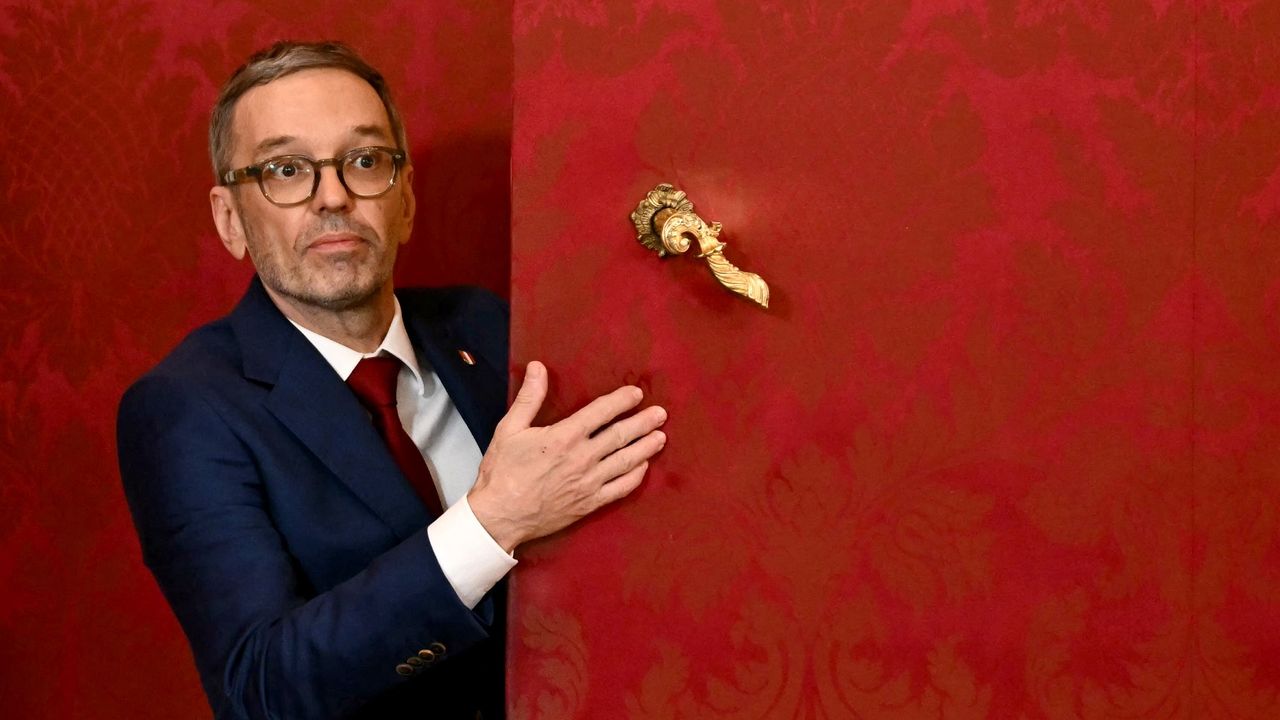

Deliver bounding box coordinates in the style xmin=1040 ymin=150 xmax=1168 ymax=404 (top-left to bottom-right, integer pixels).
xmin=630 ymin=184 xmax=770 ymax=309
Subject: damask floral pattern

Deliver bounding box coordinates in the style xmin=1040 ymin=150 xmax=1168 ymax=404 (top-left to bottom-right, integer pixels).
xmin=509 ymin=1 xmax=1279 ymax=717
xmin=4 ymin=0 xmax=1279 ymax=716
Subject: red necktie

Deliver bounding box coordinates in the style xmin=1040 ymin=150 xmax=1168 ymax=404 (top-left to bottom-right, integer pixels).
xmin=346 ymin=356 xmax=444 ymax=517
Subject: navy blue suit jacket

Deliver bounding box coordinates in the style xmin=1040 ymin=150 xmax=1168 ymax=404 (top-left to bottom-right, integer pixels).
xmin=118 ymin=277 xmax=509 ymax=719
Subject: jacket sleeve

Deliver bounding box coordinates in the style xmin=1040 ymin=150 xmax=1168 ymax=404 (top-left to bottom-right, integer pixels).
xmin=117 ymin=373 xmax=494 ymax=719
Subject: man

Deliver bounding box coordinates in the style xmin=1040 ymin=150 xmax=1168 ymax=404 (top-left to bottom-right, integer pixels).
xmin=117 ymin=41 xmax=667 ymax=719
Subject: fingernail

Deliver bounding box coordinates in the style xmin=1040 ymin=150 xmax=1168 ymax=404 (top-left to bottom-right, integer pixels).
xmin=654 ymin=407 xmax=668 ymax=422
xmin=656 ymin=431 xmax=667 ymax=448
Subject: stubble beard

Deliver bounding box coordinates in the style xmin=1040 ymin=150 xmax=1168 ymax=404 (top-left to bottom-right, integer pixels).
xmin=244 ymin=213 xmax=398 ymax=312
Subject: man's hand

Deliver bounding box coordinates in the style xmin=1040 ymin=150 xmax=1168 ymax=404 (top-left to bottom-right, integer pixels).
xmin=467 ymin=361 xmax=667 ymax=553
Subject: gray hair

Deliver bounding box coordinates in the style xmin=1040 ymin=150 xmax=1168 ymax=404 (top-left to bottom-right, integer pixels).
xmin=208 ymin=40 xmax=409 ymax=182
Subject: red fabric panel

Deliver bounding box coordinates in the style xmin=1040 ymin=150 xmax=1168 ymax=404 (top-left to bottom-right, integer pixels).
xmin=1196 ymin=5 xmax=1280 ymax=717
xmin=509 ymin=3 xmax=1277 ymax=717
xmin=0 ymin=2 xmax=510 ymax=717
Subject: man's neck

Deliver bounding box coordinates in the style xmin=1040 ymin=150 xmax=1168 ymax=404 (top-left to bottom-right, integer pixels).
xmin=264 ymin=284 xmax=396 ymax=353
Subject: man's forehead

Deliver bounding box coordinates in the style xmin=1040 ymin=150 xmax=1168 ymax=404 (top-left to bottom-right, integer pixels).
xmin=231 ymin=68 xmax=394 ymax=159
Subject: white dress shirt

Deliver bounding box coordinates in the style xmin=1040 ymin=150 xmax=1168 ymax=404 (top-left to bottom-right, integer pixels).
xmin=288 ymin=298 xmax=515 ymax=609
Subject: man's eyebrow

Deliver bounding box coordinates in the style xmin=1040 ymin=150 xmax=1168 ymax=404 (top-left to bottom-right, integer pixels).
xmin=253 ymin=135 xmax=298 ymax=157
xmin=352 ymin=124 xmax=394 ymax=143
xmin=249 ymin=126 xmax=394 ymax=160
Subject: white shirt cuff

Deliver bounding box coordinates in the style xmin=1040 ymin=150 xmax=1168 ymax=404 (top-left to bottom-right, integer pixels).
xmin=426 ymin=495 xmax=517 ymax=609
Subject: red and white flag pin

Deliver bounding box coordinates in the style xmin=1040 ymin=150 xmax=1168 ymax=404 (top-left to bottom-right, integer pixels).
xmin=457 ymin=349 xmax=476 ymax=366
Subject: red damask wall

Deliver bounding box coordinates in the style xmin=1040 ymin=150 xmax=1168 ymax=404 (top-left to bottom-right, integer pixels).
xmin=0 ymin=1 xmax=510 ymax=717
xmin=507 ymin=2 xmax=1280 ymax=718
xmin=6 ymin=1 xmax=1280 ymax=718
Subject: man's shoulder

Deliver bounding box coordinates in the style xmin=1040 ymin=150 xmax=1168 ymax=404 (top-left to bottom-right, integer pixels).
xmin=125 ymin=277 xmax=283 ymax=401
xmin=396 ymin=285 xmax=509 ymax=326
xmin=120 ymin=314 xmax=244 ymax=410
xmin=396 ymin=286 xmax=509 ymax=349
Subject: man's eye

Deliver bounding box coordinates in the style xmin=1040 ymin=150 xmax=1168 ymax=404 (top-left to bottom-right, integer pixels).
xmin=265 ymin=160 xmax=307 ymax=180
xmin=352 ymin=153 xmax=378 ymax=170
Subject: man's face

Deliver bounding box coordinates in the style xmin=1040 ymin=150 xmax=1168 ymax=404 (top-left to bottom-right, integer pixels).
xmin=210 ymin=68 xmax=414 ymax=312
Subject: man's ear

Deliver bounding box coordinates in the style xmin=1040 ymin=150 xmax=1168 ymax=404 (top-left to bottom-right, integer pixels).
xmin=398 ymin=162 xmax=415 ymax=245
xmin=210 ymin=186 xmax=249 ymax=260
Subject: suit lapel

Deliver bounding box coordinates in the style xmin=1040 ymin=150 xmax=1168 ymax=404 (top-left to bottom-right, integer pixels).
xmin=400 ymin=295 xmax=505 ymax=453
xmin=230 ymin=278 xmax=430 ymax=540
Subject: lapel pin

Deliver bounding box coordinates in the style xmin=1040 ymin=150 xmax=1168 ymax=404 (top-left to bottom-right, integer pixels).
xmin=457 ymin=349 xmax=476 ymax=366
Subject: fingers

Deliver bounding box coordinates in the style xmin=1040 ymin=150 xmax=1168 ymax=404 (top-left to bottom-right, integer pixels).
xmin=593 ymin=461 xmax=648 ymax=509
xmin=595 ymin=428 xmax=666 ymax=485
xmin=588 ymin=405 xmax=667 ymax=459
xmin=496 ymin=361 xmax=548 ymax=435
xmin=566 ymin=384 xmax=645 ymax=436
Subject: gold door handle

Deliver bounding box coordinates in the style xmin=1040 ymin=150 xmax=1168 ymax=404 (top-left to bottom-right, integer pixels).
xmin=630 ymin=184 xmax=770 ymax=309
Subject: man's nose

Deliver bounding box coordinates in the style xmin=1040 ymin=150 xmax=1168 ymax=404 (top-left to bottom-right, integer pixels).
xmin=311 ymin=165 xmax=354 ymax=212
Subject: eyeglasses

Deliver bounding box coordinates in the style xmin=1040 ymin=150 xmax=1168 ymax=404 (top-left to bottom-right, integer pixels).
xmin=221 ymin=146 xmax=407 ymax=207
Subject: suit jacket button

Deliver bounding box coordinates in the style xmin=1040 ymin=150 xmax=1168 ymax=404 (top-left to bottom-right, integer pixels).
xmin=417 ymin=649 xmax=437 ymax=663
xmin=395 ymin=663 xmax=414 ymax=676
xmin=429 ymin=642 xmax=447 ymax=655
xmin=406 ymin=657 xmax=424 ymax=668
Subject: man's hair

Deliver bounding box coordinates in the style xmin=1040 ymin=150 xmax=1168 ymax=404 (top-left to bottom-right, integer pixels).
xmin=208 ymin=40 xmax=409 ymax=182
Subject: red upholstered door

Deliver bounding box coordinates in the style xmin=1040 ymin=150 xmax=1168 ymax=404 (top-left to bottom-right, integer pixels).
xmin=508 ymin=3 xmax=1278 ymax=718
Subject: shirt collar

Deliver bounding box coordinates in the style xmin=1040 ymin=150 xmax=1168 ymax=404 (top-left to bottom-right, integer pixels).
xmin=287 ymin=297 xmax=425 ymax=388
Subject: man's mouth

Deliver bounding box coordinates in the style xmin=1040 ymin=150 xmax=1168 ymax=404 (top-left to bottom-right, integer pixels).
xmin=306 ymin=233 xmax=366 ymax=253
